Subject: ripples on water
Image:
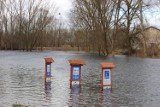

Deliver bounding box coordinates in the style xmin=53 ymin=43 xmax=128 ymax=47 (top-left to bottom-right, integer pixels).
xmin=0 ymin=51 xmax=160 ymax=107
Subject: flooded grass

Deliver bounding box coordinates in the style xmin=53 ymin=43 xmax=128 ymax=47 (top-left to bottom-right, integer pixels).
xmin=12 ymin=104 xmax=28 ymax=107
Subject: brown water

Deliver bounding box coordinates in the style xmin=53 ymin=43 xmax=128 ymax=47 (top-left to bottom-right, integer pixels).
xmin=0 ymin=51 xmax=160 ymax=107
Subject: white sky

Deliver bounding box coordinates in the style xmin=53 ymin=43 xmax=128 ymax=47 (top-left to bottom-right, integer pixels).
xmin=54 ymin=0 xmax=72 ymax=12
xmin=53 ymin=0 xmax=73 ymax=25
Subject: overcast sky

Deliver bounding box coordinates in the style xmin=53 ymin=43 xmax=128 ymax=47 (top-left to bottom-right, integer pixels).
xmin=54 ymin=0 xmax=72 ymax=12
xmin=53 ymin=0 xmax=160 ymax=28
xmin=53 ymin=0 xmax=73 ymax=26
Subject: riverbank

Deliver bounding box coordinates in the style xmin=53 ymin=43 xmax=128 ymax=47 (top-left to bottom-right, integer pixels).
xmin=1 ymin=45 xmax=160 ymax=58
xmin=34 ymin=45 xmax=80 ymax=51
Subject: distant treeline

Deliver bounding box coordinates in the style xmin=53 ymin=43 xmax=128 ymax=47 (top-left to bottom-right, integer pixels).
xmin=0 ymin=0 xmax=159 ymax=56
xmin=0 ymin=0 xmax=70 ymax=51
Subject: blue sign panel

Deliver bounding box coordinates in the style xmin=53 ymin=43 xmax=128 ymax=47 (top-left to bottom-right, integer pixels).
xmin=104 ymin=70 xmax=110 ymax=79
xmin=72 ymin=65 xmax=81 ymax=81
xmin=46 ymin=63 xmax=51 ymax=77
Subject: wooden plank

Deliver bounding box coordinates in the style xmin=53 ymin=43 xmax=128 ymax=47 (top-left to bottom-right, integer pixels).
xmin=100 ymin=62 xmax=115 ymax=69
xmin=44 ymin=58 xmax=54 ymax=63
xmin=68 ymin=59 xmax=85 ymax=65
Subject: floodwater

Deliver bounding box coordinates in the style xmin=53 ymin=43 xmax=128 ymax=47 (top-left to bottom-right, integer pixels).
xmin=0 ymin=51 xmax=160 ymax=107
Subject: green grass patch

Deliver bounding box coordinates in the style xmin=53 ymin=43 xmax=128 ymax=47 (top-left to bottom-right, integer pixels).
xmin=12 ymin=104 xmax=28 ymax=107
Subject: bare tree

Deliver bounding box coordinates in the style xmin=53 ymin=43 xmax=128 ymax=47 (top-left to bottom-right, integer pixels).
xmin=70 ymin=0 xmax=150 ymax=56
xmin=117 ymin=0 xmax=142 ymax=55
xmin=0 ymin=0 xmax=56 ymax=51
xmin=0 ymin=1 xmax=2 ymax=49
xmin=70 ymin=0 xmax=118 ymax=56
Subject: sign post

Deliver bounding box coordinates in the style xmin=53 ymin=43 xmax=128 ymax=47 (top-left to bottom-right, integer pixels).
xmin=44 ymin=58 xmax=54 ymax=83
xmin=100 ymin=62 xmax=115 ymax=90
xmin=68 ymin=59 xmax=85 ymax=89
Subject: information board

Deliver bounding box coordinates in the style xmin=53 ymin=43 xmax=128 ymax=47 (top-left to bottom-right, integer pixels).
xmin=103 ymin=69 xmax=111 ymax=85
xmin=72 ymin=66 xmax=81 ymax=81
xmin=46 ymin=63 xmax=51 ymax=77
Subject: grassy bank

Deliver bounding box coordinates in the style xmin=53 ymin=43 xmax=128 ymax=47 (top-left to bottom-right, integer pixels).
xmin=12 ymin=104 xmax=29 ymax=107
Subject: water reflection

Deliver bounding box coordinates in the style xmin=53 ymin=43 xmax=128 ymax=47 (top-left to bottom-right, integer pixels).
xmin=71 ymin=84 xmax=81 ymax=94
xmin=44 ymin=81 xmax=52 ymax=99
xmin=101 ymin=88 xmax=112 ymax=107
xmin=69 ymin=84 xmax=81 ymax=106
